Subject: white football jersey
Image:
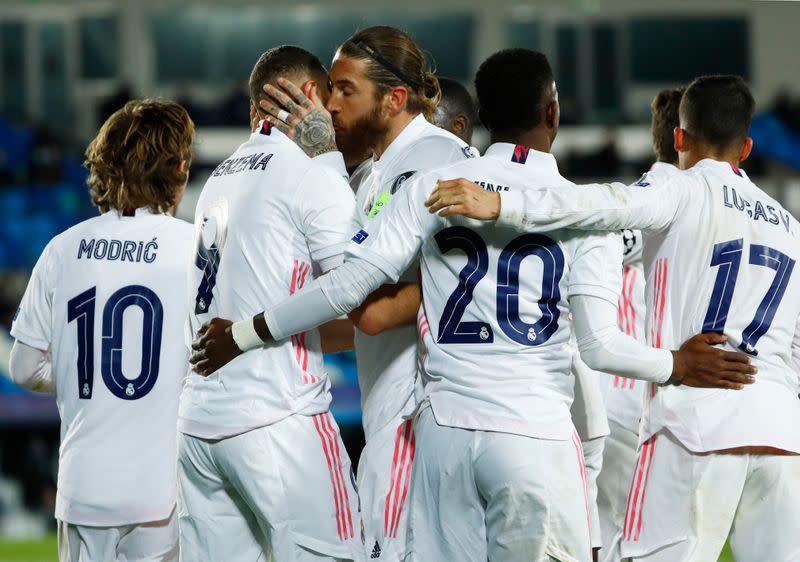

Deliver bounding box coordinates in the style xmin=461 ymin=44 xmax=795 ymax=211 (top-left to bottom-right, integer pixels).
xmin=178 ymin=123 xmax=356 ymax=440
xmin=349 ymin=143 xmax=622 ymax=440
xmin=346 ymin=114 xmax=474 ymax=439
xmin=11 ymin=209 xmax=194 ymax=526
xmin=601 ymin=162 xmax=681 ymax=433
xmin=497 ymin=158 xmax=800 ymax=453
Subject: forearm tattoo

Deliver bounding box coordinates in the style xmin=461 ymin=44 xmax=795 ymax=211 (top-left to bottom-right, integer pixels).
xmin=295 ymin=108 xmax=337 ymax=158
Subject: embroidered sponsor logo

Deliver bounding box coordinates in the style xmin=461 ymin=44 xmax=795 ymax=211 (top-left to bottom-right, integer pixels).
xmin=370 ymin=541 xmax=382 ymax=559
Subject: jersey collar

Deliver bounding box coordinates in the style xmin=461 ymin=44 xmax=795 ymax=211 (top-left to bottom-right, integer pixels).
xmin=373 ymin=114 xmax=430 ymax=171
xmin=484 ymin=143 xmax=560 ymax=174
xmin=650 ymin=161 xmax=679 ymax=175
xmin=695 ymin=158 xmax=750 ymax=181
xmin=110 ymin=207 xmax=158 ymax=218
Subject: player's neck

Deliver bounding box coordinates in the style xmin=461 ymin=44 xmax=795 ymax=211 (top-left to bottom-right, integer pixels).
xmin=373 ymin=111 xmax=416 ymax=159
xmin=491 ymin=129 xmax=552 ymax=154
xmin=680 ymin=150 xmax=741 ymax=171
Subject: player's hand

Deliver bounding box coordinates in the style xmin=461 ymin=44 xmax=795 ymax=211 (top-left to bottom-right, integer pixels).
xmin=670 ymin=333 xmax=757 ymax=390
xmin=425 ymin=178 xmax=501 ymax=219
xmin=190 ymin=318 xmax=241 ymax=376
xmin=259 ymin=77 xmax=337 ymax=158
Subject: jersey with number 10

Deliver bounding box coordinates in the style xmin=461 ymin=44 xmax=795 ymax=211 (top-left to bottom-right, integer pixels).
xmin=11 ymin=209 xmax=194 ymax=526
xmin=349 ymin=143 xmax=622 ymax=440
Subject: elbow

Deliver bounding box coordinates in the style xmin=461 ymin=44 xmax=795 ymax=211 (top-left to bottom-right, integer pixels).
xmin=349 ymin=311 xmax=389 ymax=336
xmin=577 ymin=346 xmax=610 ymax=374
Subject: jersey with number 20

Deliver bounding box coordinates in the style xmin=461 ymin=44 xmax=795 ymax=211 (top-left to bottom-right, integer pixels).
xmin=349 ymin=143 xmax=622 ymax=440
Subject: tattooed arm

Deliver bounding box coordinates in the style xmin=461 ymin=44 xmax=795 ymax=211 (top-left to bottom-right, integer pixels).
xmin=258 ymin=77 xmax=338 ymax=158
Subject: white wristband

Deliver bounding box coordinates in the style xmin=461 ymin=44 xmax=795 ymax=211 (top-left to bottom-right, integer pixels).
xmin=231 ymin=317 xmax=264 ymax=352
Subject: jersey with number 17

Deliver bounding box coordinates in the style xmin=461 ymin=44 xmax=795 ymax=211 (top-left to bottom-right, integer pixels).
xmin=11 ymin=209 xmax=194 ymax=527
xmin=349 ymin=143 xmax=622 ymax=440
xmin=498 ymin=159 xmax=800 ymax=452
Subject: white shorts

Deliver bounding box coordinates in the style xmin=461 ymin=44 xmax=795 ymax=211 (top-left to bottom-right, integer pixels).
xmin=405 ymin=406 xmax=592 ymax=562
xmin=178 ymin=413 xmax=361 ymax=562
xmin=596 ymin=420 xmax=639 ymax=562
xmin=357 ymin=417 xmax=415 ymax=562
xmin=621 ymin=429 xmax=800 ymax=562
xmin=57 ymin=508 xmax=178 ymax=562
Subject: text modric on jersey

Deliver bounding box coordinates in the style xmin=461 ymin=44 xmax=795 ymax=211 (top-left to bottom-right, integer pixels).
xmin=77 ymin=237 xmax=159 ymax=263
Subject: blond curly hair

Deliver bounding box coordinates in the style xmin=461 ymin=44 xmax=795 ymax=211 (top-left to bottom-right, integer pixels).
xmin=85 ymin=99 xmax=195 ymax=214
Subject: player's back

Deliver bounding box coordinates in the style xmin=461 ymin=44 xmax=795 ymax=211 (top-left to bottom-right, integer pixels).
xmin=180 ymin=125 xmax=354 ymax=439
xmin=408 ymin=144 xmax=621 ymax=440
xmin=641 ymin=159 xmax=800 ymax=452
xmin=16 ymin=209 xmax=193 ymax=526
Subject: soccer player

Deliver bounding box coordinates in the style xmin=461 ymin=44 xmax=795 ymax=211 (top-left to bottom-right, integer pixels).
xmin=9 ymin=99 xmax=195 ymax=561
xmin=595 ymin=87 xmax=684 ymax=562
xmin=427 ymin=75 xmax=798 ymax=562
xmin=190 ymin=50 xmax=751 ymax=562
xmin=432 ymin=77 xmax=478 ymax=145
xmin=176 ymin=47 xmax=360 ymax=562
xmin=255 ymin=26 xmax=472 ymax=561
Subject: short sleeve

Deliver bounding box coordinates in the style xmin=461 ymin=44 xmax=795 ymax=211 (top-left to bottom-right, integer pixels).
xmin=294 ymin=164 xmax=358 ymax=266
xmin=11 ymin=242 xmax=56 ymax=350
xmin=568 ymin=231 xmax=623 ymax=306
xmin=346 ymin=173 xmax=435 ymax=282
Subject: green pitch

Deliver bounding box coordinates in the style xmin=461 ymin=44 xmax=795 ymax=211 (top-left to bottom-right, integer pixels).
xmin=0 ymin=535 xmax=736 ymax=561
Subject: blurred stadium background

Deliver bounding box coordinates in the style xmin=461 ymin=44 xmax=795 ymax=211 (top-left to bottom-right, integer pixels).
xmin=0 ymin=0 xmax=798 ymax=559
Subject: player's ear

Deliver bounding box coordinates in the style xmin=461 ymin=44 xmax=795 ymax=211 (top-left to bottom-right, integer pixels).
xmin=302 ymin=80 xmax=317 ymax=100
xmin=545 ymin=100 xmax=558 ymax=130
xmin=674 ymin=127 xmax=685 ymax=153
xmin=739 ymin=137 xmax=753 ymax=163
xmin=386 ymin=85 xmax=409 ymax=116
xmin=453 ymin=114 xmax=467 ymax=135
xmin=177 ymin=159 xmax=188 ymax=173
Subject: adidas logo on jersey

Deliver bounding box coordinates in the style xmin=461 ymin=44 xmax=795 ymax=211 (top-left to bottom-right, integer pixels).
xmin=370 ymin=541 xmax=382 ymax=559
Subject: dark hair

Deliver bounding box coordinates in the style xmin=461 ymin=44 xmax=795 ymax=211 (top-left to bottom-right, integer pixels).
xmin=85 ymin=99 xmax=194 ymax=214
xmin=679 ymin=75 xmax=755 ymax=151
xmin=338 ymin=26 xmax=440 ymax=119
xmin=249 ymin=45 xmax=328 ymax=111
xmin=475 ymin=49 xmax=554 ymax=136
xmin=438 ymin=77 xmax=478 ymax=127
xmin=651 ymin=87 xmax=685 ymax=164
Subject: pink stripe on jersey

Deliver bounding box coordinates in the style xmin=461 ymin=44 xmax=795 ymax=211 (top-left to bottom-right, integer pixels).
xmin=572 ymin=429 xmax=592 ymax=558
xmin=312 ymin=414 xmax=345 ymax=541
xmin=322 ymin=413 xmax=354 ymax=539
xmin=289 ymin=260 xmax=319 ymax=385
xmin=623 ymin=435 xmax=656 ymax=541
xmin=614 ymin=266 xmax=640 ymax=390
xmin=386 ymin=420 xmax=414 ymax=538
xmin=384 ymin=422 xmax=405 ymax=536
xmin=634 ymin=435 xmax=658 ymax=541
xmin=390 ymin=420 xmax=415 ymax=538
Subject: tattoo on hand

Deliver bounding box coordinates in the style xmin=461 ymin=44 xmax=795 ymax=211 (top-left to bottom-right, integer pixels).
xmin=295 ymin=108 xmax=337 ymax=157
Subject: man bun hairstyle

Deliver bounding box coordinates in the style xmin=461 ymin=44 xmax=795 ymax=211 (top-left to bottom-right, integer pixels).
xmin=339 ymin=26 xmax=440 ymax=120
xmin=85 ymin=99 xmax=194 ymax=214
xmin=475 ymin=49 xmax=554 ymax=137
xmin=651 ymin=87 xmax=685 ymax=164
xmin=249 ymin=45 xmax=328 ymax=114
xmin=679 ymin=75 xmax=755 ymax=152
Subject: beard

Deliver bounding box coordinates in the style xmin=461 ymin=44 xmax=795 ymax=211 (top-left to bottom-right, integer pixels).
xmin=334 ymin=102 xmax=389 ymax=165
